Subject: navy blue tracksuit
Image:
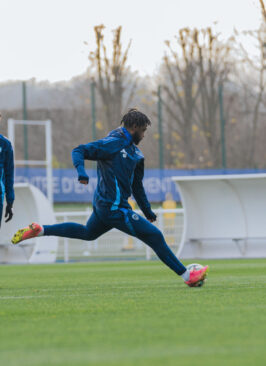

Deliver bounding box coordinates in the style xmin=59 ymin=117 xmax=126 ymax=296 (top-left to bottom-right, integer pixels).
xmin=44 ymin=127 xmax=186 ymax=275
xmin=0 ymin=135 xmax=15 ymax=226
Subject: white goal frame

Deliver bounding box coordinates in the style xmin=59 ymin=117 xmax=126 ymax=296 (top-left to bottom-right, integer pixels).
xmin=8 ymin=119 xmax=53 ymax=204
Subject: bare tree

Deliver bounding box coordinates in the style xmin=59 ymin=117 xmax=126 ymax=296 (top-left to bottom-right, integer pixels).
xmin=162 ymin=27 xmax=234 ymax=167
xmin=234 ymin=0 xmax=266 ymax=167
xmin=193 ymin=28 xmax=234 ymax=166
xmin=259 ymin=0 xmax=266 ymax=20
xmin=163 ymin=28 xmax=201 ymax=165
xmin=88 ymin=25 xmax=138 ymax=131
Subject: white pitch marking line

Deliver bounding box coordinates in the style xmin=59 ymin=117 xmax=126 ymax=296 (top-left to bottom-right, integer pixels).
xmin=0 ymin=295 xmax=49 ymax=300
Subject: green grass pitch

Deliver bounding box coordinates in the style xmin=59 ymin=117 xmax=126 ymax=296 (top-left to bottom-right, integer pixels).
xmin=1 ymin=259 xmax=266 ymax=366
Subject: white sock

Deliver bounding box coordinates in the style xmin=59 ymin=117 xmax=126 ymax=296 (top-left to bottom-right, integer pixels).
xmin=181 ymin=269 xmax=190 ymax=281
xmin=37 ymin=226 xmax=44 ymax=237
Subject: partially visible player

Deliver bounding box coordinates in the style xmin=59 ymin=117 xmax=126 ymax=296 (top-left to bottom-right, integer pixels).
xmin=11 ymin=108 xmax=208 ymax=287
xmin=0 ymin=113 xmax=15 ymax=227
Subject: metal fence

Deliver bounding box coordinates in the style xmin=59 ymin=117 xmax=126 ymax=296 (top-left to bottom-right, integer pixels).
xmin=55 ymin=209 xmax=184 ymax=262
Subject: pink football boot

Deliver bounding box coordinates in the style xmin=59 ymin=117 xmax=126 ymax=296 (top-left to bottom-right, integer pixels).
xmin=185 ymin=266 xmax=209 ymax=287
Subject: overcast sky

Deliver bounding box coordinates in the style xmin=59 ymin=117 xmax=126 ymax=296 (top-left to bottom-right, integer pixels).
xmin=0 ymin=0 xmax=262 ymax=83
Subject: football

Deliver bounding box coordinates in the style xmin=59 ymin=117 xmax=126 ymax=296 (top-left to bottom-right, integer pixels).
xmin=187 ymin=263 xmax=206 ymax=287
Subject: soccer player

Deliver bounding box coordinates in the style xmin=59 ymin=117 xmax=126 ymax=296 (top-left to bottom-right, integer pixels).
xmin=11 ymin=109 xmax=208 ymax=287
xmin=0 ymin=113 xmax=15 ymax=227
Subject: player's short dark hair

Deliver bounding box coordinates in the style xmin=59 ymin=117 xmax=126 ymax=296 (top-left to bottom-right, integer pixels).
xmin=121 ymin=108 xmax=151 ymax=128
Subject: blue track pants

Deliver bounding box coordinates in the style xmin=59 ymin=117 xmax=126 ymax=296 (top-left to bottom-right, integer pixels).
xmin=44 ymin=208 xmax=186 ymax=276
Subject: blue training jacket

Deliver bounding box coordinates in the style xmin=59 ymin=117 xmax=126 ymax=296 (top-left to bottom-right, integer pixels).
xmin=0 ymin=135 xmax=15 ymax=206
xmin=72 ymin=127 xmax=152 ymax=217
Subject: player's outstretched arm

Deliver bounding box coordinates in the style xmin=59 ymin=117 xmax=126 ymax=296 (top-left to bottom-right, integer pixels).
xmin=132 ymin=160 xmax=157 ymax=223
xmin=72 ymin=135 xmax=130 ymax=184
xmin=72 ymin=145 xmax=89 ymax=185
xmin=4 ymin=141 xmax=15 ymax=221
xmin=72 ymin=135 xmax=129 ymax=163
